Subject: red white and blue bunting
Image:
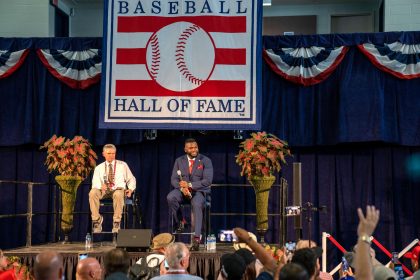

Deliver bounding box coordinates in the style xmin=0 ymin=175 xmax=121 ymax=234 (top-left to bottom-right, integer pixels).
xmin=0 ymin=49 xmax=29 ymax=79
xmin=36 ymin=49 xmax=102 ymax=89
xmin=263 ymin=46 xmax=349 ymax=86
xmin=358 ymin=42 xmax=420 ymax=79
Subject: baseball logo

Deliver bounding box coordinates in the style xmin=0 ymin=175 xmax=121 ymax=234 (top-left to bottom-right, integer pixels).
xmin=145 ymin=21 xmax=216 ymax=92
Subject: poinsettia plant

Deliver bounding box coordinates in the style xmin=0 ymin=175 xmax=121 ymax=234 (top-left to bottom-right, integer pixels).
xmin=264 ymin=244 xmax=285 ymax=264
xmin=40 ymin=135 xmax=98 ymax=179
xmin=236 ymin=132 xmax=291 ymax=179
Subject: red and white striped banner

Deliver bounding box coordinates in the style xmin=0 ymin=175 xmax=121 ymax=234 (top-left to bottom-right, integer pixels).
xmin=100 ymin=0 xmax=262 ymax=129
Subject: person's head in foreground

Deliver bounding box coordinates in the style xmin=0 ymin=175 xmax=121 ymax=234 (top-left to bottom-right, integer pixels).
xmin=218 ymin=252 xmax=247 ymax=280
xmin=291 ymin=248 xmax=321 ymax=280
xmin=279 ymin=262 xmax=310 ymax=280
xmin=33 ymin=250 xmax=64 ymax=280
xmin=104 ymin=248 xmax=130 ymax=278
xmin=404 ymin=245 xmax=420 ymax=272
xmin=164 ymin=242 xmax=191 ymax=270
xmin=76 ymin=257 xmax=102 ymax=280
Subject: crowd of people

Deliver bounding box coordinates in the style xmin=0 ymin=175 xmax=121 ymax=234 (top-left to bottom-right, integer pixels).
xmin=1 ymin=205 xmax=419 ymax=280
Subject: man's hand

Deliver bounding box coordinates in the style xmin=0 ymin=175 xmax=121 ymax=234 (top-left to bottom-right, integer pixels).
xmin=125 ymin=189 xmax=133 ymax=198
xmin=233 ymin=227 xmax=251 ymax=243
xmin=180 ymin=188 xmax=192 ymax=198
xmin=179 ymin=180 xmax=189 ymax=189
xmin=101 ymin=184 xmax=108 ymax=193
xmin=357 ymin=205 xmax=380 ymax=237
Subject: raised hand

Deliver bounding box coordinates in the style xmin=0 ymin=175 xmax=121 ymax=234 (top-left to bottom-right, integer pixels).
xmin=357 ymin=205 xmax=380 ymax=237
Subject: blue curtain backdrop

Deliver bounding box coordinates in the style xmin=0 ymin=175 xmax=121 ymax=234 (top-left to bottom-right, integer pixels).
xmin=1 ymin=34 xmax=420 ymax=267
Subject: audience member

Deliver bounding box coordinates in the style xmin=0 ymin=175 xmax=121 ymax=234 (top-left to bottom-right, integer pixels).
xmin=134 ymin=233 xmax=175 ymax=276
xmin=291 ymin=248 xmax=321 ymax=280
xmin=104 ymin=248 xmax=130 ymax=280
xmin=353 ymin=205 xmax=380 ymax=280
xmin=233 ymin=228 xmax=283 ymax=280
xmin=404 ymin=245 xmax=420 ymax=273
xmin=235 ymin=248 xmax=257 ymax=280
xmin=151 ymin=242 xmax=202 ymax=280
xmin=0 ymin=249 xmax=16 ymax=280
xmin=372 ymin=265 xmax=397 ymax=280
xmin=76 ymin=257 xmax=102 ymax=280
xmin=33 ymin=250 xmax=64 ymax=280
xmin=217 ymin=253 xmax=247 ymax=280
xmin=278 ymin=263 xmax=309 ymax=280
xmin=233 ymin=233 xmax=263 ymax=277
xmin=294 ymin=240 xmax=332 ymax=280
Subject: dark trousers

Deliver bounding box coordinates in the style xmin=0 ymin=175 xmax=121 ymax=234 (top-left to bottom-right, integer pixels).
xmin=167 ymin=189 xmax=205 ymax=237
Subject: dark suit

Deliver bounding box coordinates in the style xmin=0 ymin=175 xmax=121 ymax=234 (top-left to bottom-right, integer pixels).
xmin=167 ymin=154 xmax=213 ymax=237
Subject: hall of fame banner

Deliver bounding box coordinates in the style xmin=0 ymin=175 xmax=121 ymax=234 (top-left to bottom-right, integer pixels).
xmin=100 ymin=0 xmax=262 ymax=129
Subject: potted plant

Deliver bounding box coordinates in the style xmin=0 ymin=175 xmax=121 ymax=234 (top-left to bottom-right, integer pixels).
xmin=40 ymin=135 xmax=97 ymax=242
xmin=236 ymin=131 xmax=291 ymax=241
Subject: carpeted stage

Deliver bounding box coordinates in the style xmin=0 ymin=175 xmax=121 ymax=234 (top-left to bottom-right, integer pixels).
xmin=4 ymin=242 xmax=232 ymax=280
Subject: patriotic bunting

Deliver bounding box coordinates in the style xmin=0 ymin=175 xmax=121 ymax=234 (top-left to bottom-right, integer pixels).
xmin=0 ymin=49 xmax=29 ymax=79
xmin=358 ymin=42 xmax=420 ymax=79
xmin=263 ymin=46 xmax=349 ymax=86
xmin=36 ymin=49 xmax=101 ymax=89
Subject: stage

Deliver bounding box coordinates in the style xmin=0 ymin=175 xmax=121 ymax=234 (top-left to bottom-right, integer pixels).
xmin=4 ymin=242 xmax=232 ymax=280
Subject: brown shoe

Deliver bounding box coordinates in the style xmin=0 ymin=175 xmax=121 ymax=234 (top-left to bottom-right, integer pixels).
xmin=112 ymin=221 xmax=120 ymax=233
xmin=92 ymin=215 xmax=103 ymax=233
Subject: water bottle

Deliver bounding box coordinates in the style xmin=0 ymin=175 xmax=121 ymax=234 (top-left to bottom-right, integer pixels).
xmin=85 ymin=233 xmax=92 ymax=250
xmin=210 ymin=234 xmax=216 ymax=252
xmin=206 ymin=235 xmax=212 ymax=251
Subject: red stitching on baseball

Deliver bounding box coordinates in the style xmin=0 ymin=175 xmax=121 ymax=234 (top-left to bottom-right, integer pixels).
xmin=150 ymin=34 xmax=160 ymax=79
xmin=176 ymin=24 xmax=205 ymax=86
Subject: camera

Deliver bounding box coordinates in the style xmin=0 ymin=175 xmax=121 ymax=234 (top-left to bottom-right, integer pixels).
xmin=285 ymin=241 xmax=296 ymax=253
xmin=218 ymin=230 xmax=237 ymax=242
xmin=285 ymin=206 xmax=301 ymax=216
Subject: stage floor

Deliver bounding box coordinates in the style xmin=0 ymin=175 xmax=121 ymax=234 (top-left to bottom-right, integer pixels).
xmin=4 ymin=242 xmax=234 ymax=280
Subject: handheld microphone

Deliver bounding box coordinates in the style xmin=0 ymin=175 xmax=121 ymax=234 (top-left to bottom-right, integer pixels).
xmin=176 ymin=170 xmax=183 ymax=181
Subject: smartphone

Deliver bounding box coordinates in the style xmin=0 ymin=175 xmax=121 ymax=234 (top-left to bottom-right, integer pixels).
xmin=218 ymin=230 xmax=237 ymax=242
xmin=392 ymin=252 xmax=399 ymax=264
xmin=392 ymin=252 xmax=404 ymax=280
xmin=285 ymin=206 xmax=301 ymax=216
xmin=164 ymin=259 xmax=169 ymax=270
xmin=394 ymin=264 xmax=404 ymax=280
xmin=341 ymin=256 xmax=349 ymax=272
xmin=79 ymin=253 xmax=88 ymax=260
xmin=285 ymin=241 xmax=296 ymax=253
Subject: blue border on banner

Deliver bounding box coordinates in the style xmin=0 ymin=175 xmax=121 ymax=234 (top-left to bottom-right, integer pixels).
xmin=99 ymin=0 xmax=262 ymax=130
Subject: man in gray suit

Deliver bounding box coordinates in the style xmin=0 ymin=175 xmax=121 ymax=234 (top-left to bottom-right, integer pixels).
xmin=167 ymin=138 xmax=213 ymax=251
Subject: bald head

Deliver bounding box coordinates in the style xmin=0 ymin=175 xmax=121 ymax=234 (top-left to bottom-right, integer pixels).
xmin=76 ymin=257 xmax=102 ymax=280
xmin=34 ymin=251 xmax=63 ymax=280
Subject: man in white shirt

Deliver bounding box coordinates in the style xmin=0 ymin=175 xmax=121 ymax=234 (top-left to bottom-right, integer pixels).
xmin=151 ymin=242 xmax=202 ymax=280
xmin=89 ymin=144 xmax=136 ymax=233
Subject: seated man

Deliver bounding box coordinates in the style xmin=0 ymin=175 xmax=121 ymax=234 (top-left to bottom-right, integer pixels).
xmin=89 ymin=144 xmax=136 ymax=233
xmin=167 ymin=138 xmax=213 ymax=251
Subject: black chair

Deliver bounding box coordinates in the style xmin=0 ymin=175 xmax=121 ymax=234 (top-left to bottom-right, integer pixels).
xmin=170 ymin=193 xmax=211 ymax=241
xmin=92 ymin=191 xmax=141 ymax=242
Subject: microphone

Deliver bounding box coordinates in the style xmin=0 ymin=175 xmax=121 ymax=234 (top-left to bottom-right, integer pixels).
xmin=177 ymin=170 xmax=191 ymax=199
xmin=103 ymin=174 xmax=108 ymax=184
xmin=176 ymin=170 xmax=183 ymax=181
